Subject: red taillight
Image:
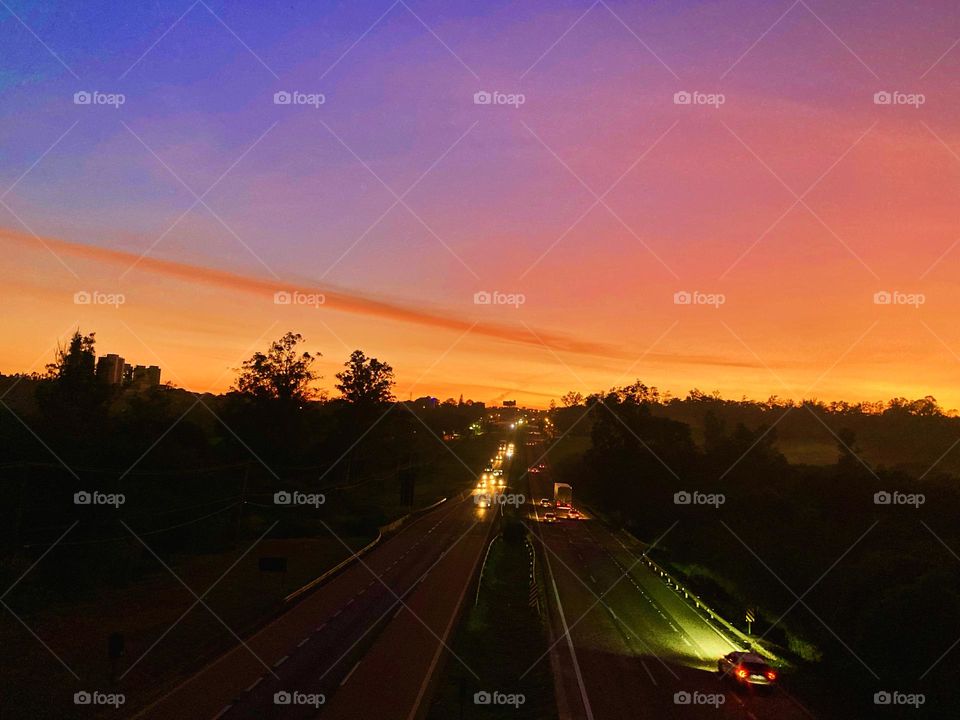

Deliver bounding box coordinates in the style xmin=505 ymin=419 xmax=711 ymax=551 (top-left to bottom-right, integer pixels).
xmin=766 ymin=670 xmax=777 ymax=681
xmin=736 ymin=668 xmax=748 ymax=679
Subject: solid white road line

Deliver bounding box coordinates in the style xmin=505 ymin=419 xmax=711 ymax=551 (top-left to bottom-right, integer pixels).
xmin=543 ymin=533 xmax=596 ymax=720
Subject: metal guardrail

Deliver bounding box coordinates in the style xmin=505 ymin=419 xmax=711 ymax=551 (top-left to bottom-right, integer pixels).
xmin=283 ymin=531 xmax=382 ymax=603
xmin=283 ymin=495 xmax=450 ymax=604
xmin=612 ymin=527 xmax=784 ymax=663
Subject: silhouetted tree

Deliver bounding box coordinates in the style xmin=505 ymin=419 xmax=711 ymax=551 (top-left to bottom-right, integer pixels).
xmin=46 ymin=330 xmax=96 ymax=388
xmin=233 ymin=332 xmax=320 ymax=404
xmin=561 ymin=391 xmax=584 ymax=407
xmin=335 ymin=350 xmax=395 ymax=404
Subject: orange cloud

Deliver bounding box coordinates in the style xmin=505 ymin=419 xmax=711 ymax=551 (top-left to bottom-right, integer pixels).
xmin=2 ymin=228 xmax=763 ymax=372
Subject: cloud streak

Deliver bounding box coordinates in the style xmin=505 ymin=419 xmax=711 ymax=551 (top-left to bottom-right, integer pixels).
xmin=1 ymin=228 xmax=765 ymax=372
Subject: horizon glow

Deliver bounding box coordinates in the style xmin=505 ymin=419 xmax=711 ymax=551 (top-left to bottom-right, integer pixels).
xmin=2 ymin=1 xmax=960 ymax=409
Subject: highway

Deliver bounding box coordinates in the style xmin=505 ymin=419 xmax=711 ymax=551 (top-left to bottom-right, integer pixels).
xmin=523 ymin=440 xmax=817 ymax=720
xmin=131 ymin=471 xmax=499 ymax=720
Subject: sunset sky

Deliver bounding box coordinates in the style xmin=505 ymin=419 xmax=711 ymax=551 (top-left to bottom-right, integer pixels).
xmin=2 ymin=0 xmax=960 ymax=408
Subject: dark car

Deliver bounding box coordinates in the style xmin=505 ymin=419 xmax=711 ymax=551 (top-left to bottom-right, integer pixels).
xmin=718 ymin=651 xmax=777 ymax=686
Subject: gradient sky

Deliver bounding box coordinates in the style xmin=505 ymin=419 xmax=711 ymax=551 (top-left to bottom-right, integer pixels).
xmin=2 ymin=0 xmax=960 ymax=408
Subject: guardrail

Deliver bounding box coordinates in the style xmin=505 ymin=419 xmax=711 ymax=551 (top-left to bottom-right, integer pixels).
xmin=610 ymin=525 xmax=784 ymax=662
xmin=283 ymin=495 xmax=450 ymax=604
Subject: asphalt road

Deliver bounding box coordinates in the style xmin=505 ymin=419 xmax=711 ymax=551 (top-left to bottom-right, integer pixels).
xmin=524 ymin=443 xmax=817 ymax=720
xmin=131 ymin=486 xmax=496 ymax=720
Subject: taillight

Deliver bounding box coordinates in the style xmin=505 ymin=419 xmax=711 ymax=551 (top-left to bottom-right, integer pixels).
xmin=736 ymin=667 xmax=748 ymax=679
xmin=766 ymin=670 xmax=777 ymax=681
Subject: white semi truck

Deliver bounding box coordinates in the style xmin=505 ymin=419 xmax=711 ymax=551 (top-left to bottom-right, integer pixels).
xmin=554 ymin=482 xmax=572 ymax=517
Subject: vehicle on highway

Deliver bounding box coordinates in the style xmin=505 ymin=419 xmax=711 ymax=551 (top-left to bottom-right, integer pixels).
xmin=543 ymin=512 xmax=556 ymax=523
xmin=718 ymin=651 xmax=777 ymax=686
xmin=539 ymin=498 xmax=552 ymax=508
xmin=568 ymin=508 xmax=581 ymax=519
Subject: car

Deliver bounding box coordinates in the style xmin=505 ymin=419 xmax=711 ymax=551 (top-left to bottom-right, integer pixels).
xmin=539 ymin=498 xmax=552 ymax=508
xmin=543 ymin=512 xmax=556 ymax=523
xmin=568 ymin=508 xmax=581 ymax=519
xmin=718 ymin=652 xmax=777 ymax=686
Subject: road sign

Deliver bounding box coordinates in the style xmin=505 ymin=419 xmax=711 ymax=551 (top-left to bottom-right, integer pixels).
xmin=745 ymin=608 xmax=756 ymax=623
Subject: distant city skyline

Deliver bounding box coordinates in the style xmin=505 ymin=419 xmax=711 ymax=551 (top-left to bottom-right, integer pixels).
xmin=3 ymin=1 xmax=960 ymax=408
